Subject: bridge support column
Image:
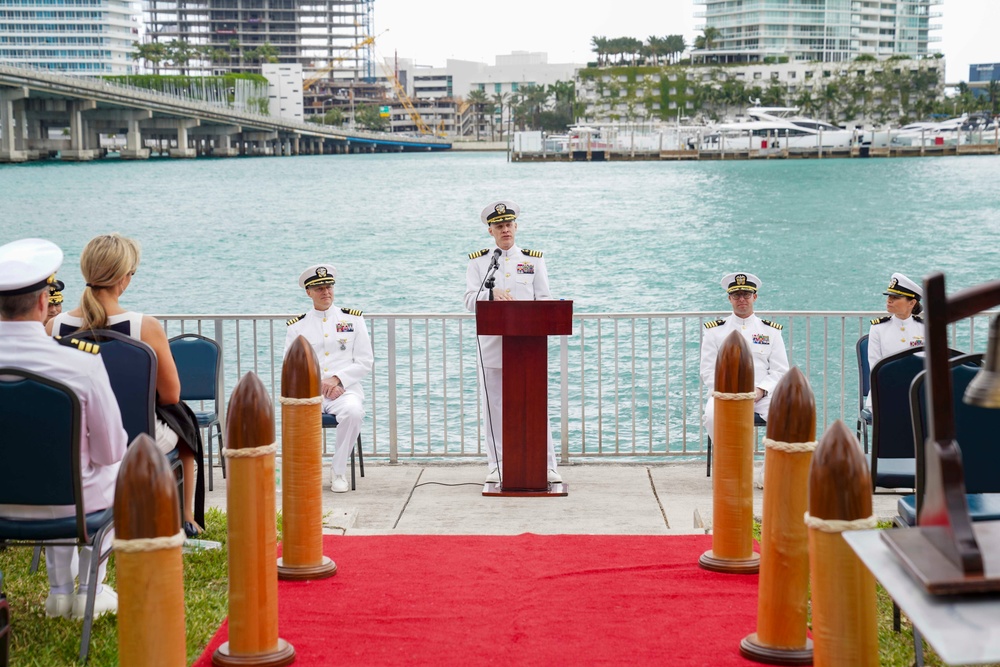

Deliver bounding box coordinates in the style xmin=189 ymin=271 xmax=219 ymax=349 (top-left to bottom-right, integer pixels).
xmin=0 ymin=87 xmax=29 ymax=162
xmin=62 ymin=99 xmax=98 ymax=161
xmin=121 ymin=115 xmax=150 ymax=160
xmin=213 ymin=133 xmax=238 ymax=157
xmin=171 ymin=122 xmax=196 ymax=158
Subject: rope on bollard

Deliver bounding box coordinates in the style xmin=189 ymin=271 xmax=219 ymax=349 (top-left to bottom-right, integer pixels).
xmin=114 ymin=530 xmax=186 ymax=553
xmin=278 ymin=395 xmax=323 ymax=406
xmin=804 ymin=513 xmax=878 ymax=533
xmin=223 ymin=443 xmax=277 ymax=458
xmin=763 ymin=437 xmax=818 ymax=453
xmin=713 ymin=390 xmax=757 ymax=400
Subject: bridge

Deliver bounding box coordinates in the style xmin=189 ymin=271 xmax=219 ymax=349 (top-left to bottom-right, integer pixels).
xmin=0 ymin=64 xmax=451 ymax=163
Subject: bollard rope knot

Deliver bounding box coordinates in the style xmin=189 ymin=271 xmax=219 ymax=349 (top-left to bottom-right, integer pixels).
xmin=803 ymin=512 xmax=877 ymax=533
xmin=713 ymin=391 xmax=757 ymax=400
xmin=763 ymin=437 xmax=818 ymax=453
xmin=223 ymin=442 xmax=277 ymax=458
xmin=113 ymin=530 xmax=186 ymax=553
xmin=278 ymin=395 xmax=323 ymax=406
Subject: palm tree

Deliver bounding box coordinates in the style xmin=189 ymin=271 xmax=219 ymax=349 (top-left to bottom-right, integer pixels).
xmin=228 ymin=38 xmax=242 ymax=70
xmin=466 ymin=88 xmax=489 ymax=141
xmin=590 ymin=36 xmax=608 ymax=66
xmin=249 ymin=42 xmax=279 ymax=65
xmin=166 ymin=39 xmax=194 ymax=75
xmin=491 ymin=92 xmax=509 ymax=141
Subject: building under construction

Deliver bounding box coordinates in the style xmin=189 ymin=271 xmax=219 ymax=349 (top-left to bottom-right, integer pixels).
xmin=144 ymin=0 xmax=375 ymax=81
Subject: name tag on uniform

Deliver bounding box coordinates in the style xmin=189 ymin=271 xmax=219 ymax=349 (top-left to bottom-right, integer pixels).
xmin=336 ymin=322 xmax=354 ymax=333
xmin=517 ymin=262 xmax=534 ymax=274
xmin=752 ymin=333 xmax=770 ymax=345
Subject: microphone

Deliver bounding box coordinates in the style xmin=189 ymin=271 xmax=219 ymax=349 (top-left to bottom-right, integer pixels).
xmin=489 ymin=247 xmax=502 ymax=268
xmin=483 ymin=249 xmax=502 ymax=300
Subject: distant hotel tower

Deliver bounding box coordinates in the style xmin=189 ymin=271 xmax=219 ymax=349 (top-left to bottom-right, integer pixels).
xmin=0 ymin=0 xmax=142 ymax=74
xmin=692 ymin=0 xmax=941 ymax=64
xmin=143 ymin=0 xmax=374 ymax=78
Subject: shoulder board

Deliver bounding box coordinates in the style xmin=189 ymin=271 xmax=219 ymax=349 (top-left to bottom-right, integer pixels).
xmin=703 ymin=319 xmax=726 ymax=329
xmin=341 ymin=307 xmax=363 ymax=317
xmin=55 ymin=336 xmax=100 ymax=355
xmin=468 ymin=248 xmax=489 ymax=260
xmin=521 ymin=248 xmax=543 ymax=258
xmin=761 ymin=319 xmax=783 ymax=330
xmin=870 ymin=315 xmax=891 ymax=326
xmin=913 ymin=315 xmax=923 ymax=324
xmin=286 ymin=313 xmax=305 ymax=326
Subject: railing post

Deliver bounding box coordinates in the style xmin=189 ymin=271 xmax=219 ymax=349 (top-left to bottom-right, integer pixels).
xmin=387 ymin=316 xmax=398 ymax=463
xmin=215 ymin=318 xmax=226 ymax=434
xmin=560 ymin=333 xmax=569 ymax=464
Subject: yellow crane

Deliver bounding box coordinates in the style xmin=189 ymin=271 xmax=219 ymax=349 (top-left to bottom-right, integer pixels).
xmin=303 ymin=33 xmax=381 ymax=91
xmin=379 ymin=61 xmax=436 ymax=136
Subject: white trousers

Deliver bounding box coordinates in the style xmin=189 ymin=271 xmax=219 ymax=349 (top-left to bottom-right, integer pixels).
xmin=45 ymin=529 xmax=114 ymax=594
xmin=322 ymin=392 xmax=365 ymax=477
xmin=703 ymin=394 xmax=772 ymax=442
xmin=481 ymin=366 xmax=558 ymax=472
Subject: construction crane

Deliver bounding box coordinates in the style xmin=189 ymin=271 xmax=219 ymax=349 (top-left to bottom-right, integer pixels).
xmin=378 ymin=61 xmax=436 ymax=136
xmin=303 ymin=32 xmax=381 ymax=91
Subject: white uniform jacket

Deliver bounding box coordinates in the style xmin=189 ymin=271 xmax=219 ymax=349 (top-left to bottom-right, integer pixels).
xmin=0 ymin=321 xmax=127 ymax=517
xmin=464 ymin=244 xmax=551 ymax=368
xmin=867 ymin=314 xmax=925 ymax=372
xmin=700 ymin=313 xmax=789 ymax=396
xmin=283 ymin=307 xmax=374 ymax=399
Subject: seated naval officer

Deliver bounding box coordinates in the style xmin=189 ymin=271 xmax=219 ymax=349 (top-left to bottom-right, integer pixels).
xmin=0 ymin=238 xmax=127 ymax=620
xmin=866 ymin=272 xmax=924 ymax=408
xmin=700 ymin=272 xmax=789 ymax=488
xmin=45 ymin=279 xmax=64 ymax=324
xmin=283 ymin=263 xmax=373 ymax=493
xmin=463 ymin=200 xmax=561 ymax=485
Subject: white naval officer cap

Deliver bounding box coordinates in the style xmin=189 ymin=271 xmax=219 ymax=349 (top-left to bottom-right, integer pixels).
xmin=883 ymin=272 xmax=922 ymax=301
xmin=299 ymin=263 xmax=337 ymax=289
xmin=0 ymin=238 xmax=64 ymax=297
xmin=480 ymin=200 xmax=520 ymax=225
xmin=720 ymin=271 xmax=761 ymax=293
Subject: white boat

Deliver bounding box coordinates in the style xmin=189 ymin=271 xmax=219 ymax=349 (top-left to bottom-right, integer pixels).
xmin=696 ymin=105 xmax=857 ymax=151
xmin=888 ymin=113 xmax=998 ymax=147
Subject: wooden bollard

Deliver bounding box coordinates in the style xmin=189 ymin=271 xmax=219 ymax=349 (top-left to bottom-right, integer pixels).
xmin=114 ymin=433 xmax=186 ymax=667
xmin=807 ymin=420 xmax=879 ymax=667
xmin=740 ymin=367 xmax=816 ymax=664
xmin=213 ymin=372 xmax=295 ymax=667
xmin=700 ymin=330 xmax=760 ymax=573
xmin=278 ymin=335 xmax=336 ymax=580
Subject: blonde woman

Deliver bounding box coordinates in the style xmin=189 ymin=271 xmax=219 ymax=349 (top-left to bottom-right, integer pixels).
xmin=47 ymin=233 xmax=204 ymax=536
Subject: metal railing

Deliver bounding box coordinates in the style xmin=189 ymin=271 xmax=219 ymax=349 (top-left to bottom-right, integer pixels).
xmin=157 ymin=311 xmax=996 ymax=463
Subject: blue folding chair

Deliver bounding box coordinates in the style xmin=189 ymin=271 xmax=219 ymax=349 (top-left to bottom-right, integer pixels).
xmin=856 ymin=334 xmax=872 ymax=453
xmin=169 ymin=334 xmax=223 ymax=491
xmin=321 ymin=414 xmax=364 ymax=491
xmin=0 ymin=367 xmax=115 ymax=663
xmin=869 ymin=347 xmax=926 ymax=490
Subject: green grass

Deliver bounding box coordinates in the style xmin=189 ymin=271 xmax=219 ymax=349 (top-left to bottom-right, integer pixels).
xmin=3 ymin=516 xmax=996 ymax=666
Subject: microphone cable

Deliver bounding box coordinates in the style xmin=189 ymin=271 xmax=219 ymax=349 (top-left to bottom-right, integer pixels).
xmin=474 ymin=249 xmax=503 ymax=484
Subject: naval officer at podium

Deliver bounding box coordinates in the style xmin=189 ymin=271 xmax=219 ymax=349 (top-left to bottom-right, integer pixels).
xmin=464 ymin=200 xmax=561 ymax=485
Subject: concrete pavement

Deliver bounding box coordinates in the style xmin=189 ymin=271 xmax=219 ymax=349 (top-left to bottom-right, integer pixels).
xmin=204 ymin=460 xmax=904 ymax=535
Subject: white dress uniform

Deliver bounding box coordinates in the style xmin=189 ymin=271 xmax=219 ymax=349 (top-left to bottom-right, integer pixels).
xmin=865 ymin=314 xmax=925 ymax=407
xmin=0 ymin=240 xmax=128 ymax=597
xmin=283 ymin=306 xmax=373 ymax=477
xmin=464 ymin=243 xmax=557 ymax=474
xmin=700 ymin=313 xmax=789 ymax=440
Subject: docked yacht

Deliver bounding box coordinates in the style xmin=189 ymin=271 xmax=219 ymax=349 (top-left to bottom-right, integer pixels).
xmin=888 ymin=113 xmax=998 ymax=147
xmin=695 ymin=105 xmax=857 ymax=151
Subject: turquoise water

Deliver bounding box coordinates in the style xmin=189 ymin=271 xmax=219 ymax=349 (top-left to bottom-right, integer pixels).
xmin=1 ymin=151 xmax=998 ymax=315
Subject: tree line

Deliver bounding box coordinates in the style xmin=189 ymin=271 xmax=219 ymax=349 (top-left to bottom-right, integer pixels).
xmin=590 ymin=35 xmax=687 ymax=67
xmin=132 ymin=39 xmax=279 ymax=75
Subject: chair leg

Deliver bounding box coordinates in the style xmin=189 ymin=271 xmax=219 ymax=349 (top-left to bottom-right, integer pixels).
xmin=78 ymin=522 xmax=113 ymax=664
xmin=206 ymin=425 xmax=213 ymax=493
xmin=706 ymin=436 xmax=712 ymax=477
xmin=350 ymin=449 xmax=356 ymax=491
xmin=217 ymin=423 xmax=226 ymax=479
xmin=357 ymin=434 xmax=364 ymax=478
xmin=892 ymin=601 xmax=901 ymax=632
xmin=913 ymin=625 xmax=925 ymax=667
xmin=29 ymin=546 xmax=41 ymax=573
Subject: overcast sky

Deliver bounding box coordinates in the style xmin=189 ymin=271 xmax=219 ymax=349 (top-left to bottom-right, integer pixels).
xmin=373 ymin=0 xmax=990 ymax=83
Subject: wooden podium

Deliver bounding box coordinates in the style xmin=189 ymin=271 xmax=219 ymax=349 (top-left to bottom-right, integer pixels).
xmin=477 ymin=299 xmax=572 ymax=497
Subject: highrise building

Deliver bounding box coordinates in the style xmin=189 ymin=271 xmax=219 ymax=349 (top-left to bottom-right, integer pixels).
xmin=0 ymin=0 xmax=143 ymax=74
xmin=693 ymin=0 xmax=941 ymax=64
xmin=142 ymin=0 xmax=374 ymax=78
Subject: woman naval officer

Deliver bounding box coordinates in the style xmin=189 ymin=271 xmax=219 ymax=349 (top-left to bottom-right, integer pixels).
xmin=866 ymin=272 xmax=925 ymax=407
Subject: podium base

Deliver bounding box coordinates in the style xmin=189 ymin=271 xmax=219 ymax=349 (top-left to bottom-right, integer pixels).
xmin=482 ymin=482 xmax=568 ymax=497
xmin=739 ymin=633 xmax=813 ymax=665
xmin=212 ymin=638 xmax=295 ymax=666
xmin=277 ymin=555 xmax=337 ymax=581
xmin=698 ymin=550 xmax=760 ymax=574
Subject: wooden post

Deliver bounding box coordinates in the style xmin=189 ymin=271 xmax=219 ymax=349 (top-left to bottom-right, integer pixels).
xmin=740 ymin=367 xmax=816 ymax=664
xmin=807 ymin=420 xmax=879 ymax=667
xmin=700 ymin=331 xmax=760 ymax=573
xmin=114 ymin=433 xmax=186 ymax=667
xmin=213 ymin=372 xmax=295 ymax=667
xmin=278 ymin=336 xmax=336 ymax=580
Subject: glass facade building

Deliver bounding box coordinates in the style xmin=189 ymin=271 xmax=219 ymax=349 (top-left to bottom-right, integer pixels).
xmin=693 ymin=0 xmax=941 ymax=64
xmin=0 ymin=0 xmax=141 ymax=73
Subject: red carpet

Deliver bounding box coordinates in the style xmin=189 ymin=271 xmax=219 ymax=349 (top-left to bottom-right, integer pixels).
xmin=194 ymin=534 xmax=762 ymax=666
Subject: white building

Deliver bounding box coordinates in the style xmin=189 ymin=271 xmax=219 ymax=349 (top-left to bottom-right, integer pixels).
xmin=263 ymin=63 xmax=304 ymax=121
xmin=0 ymin=0 xmax=142 ymax=74
xmin=693 ymin=0 xmax=941 ymax=64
